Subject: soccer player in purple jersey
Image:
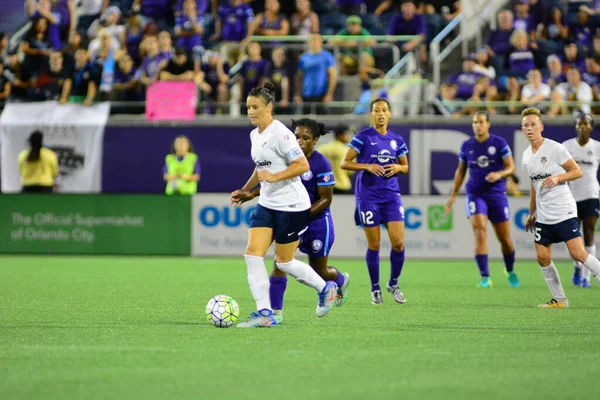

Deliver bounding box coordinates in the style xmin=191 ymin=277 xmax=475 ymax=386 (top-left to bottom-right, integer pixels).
xmin=444 ymin=111 xmax=520 ymax=288
xmin=269 ymin=119 xmax=351 ymax=323
xmin=341 ymin=98 xmax=408 ymax=305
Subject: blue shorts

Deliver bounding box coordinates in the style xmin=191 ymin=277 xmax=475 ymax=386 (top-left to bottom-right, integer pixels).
xmin=299 ymin=213 xmax=335 ymax=258
xmin=534 ymin=217 xmax=581 ymax=247
xmin=249 ymin=204 xmax=310 ymax=244
xmin=466 ymin=194 xmax=510 ymax=223
xmin=354 ymin=197 xmax=405 ymax=227
xmin=576 ymin=198 xmax=600 ymax=219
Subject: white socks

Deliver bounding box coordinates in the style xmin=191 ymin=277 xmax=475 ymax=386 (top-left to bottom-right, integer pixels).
xmin=540 ymin=263 xmax=567 ymax=302
xmin=582 ymin=245 xmax=596 ymax=281
xmin=276 ymin=259 xmax=326 ymax=293
xmin=244 ymin=255 xmax=271 ymax=311
xmin=583 ymin=253 xmax=600 ymax=284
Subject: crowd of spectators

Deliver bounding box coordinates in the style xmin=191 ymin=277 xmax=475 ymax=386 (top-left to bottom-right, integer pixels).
xmin=435 ymin=0 xmax=600 ymax=117
xmin=1 ymin=0 xmax=597 ymax=117
xmin=0 ymin=0 xmax=460 ymax=114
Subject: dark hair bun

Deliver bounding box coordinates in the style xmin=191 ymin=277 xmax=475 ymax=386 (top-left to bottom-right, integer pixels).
xmin=262 ymin=82 xmax=276 ymax=94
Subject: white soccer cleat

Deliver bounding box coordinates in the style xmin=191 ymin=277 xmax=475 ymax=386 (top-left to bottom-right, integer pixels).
xmin=386 ymin=283 xmax=407 ymax=304
xmin=371 ymin=289 xmax=383 ymax=305
xmin=316 ymin=281 xmax=337 ymax=317
xmin=236 ymin=309 xmax=277 ymax=328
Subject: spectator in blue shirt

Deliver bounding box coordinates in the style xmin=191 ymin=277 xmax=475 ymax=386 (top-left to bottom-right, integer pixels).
xmin=294 ymin=33 xmax=338 ymax=114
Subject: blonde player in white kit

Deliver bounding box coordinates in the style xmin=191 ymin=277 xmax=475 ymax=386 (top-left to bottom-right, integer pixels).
xmin=563 ymin=114 xmax=600 ymax=288
xmin=521 ymin=108 xmax=600 ymax=308
xmin=231 ymin=83 xmax=337 ymax=327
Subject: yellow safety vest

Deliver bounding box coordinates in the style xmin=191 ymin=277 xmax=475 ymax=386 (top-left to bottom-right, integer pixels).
xmin=165 ymin=153 xmax=198 ymax=195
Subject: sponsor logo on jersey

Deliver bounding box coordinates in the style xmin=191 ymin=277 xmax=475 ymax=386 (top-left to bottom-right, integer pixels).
xmin=370 ymin=149 xmax=393 ymax=163
xmin=530 ymin=173 xmax=551 ymax=181
xmin=541 ymin=157 xmax=547 ymax=165
xmin=473 ymin=155 xmax=494 ymax=168
xmin=574 ymin=158 xmax=594 ymax=166
xmin=255 ymin=160 xmax=272 ymax=168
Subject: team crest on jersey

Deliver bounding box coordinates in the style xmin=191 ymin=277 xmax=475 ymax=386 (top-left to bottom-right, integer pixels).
xmin=312 ymin=240 xmax=323 ymax=251
xmin=588 ymin=151 xmax=593 ymax=156
xmin=262 ymin=141 xmax=267 ymax=147
xmin=283 ymin=135 xmax=289 ymax=140
xmin=390 ymin=140 xmax=398 ymax=150
xmin=301 ymin=170 xmax=313 ymax=180
xmin=541 ymin=157 xmax=547 ymax=165
xmin=488 ymin=146 xmax=496 ymax=155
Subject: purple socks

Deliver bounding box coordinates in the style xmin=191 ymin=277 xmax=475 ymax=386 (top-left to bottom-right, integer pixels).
xmin=389 ymin=249 xmax=405 ymax=287
xmin=503 ymin=251 xmax=515 ymax=273
xmin=269 ymin=275 xmax=287 ymax=310
xmin=366 ymin=248 xmax=380 ymax=291
xmin=475 ymin=254 xmax=489 ymax=277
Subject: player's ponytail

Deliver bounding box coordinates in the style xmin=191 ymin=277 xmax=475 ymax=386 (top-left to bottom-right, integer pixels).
xmin=248 ymin=82 xmax=275 ymax=105
xmin=26 ymin=131 xmax=43 ymax=162
xmin=317 ymin=122 xmax=328 ymax=137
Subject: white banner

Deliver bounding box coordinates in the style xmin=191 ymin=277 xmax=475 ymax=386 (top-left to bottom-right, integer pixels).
xmin=0 ymin=101 xmax=110 ymax=193
xmin=192 ymin=194 xmax=581 ymax=260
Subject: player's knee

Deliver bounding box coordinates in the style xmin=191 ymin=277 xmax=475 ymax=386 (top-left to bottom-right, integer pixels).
xmin=391 ymin=239 xmax=404 ymax=252
xmin=367 ymin=243 xmax=381 ymax=251
xmin=473 ymin=226 xmax=487 ymax=241
xmin=569 ymin=248 xmax=589 ymax=264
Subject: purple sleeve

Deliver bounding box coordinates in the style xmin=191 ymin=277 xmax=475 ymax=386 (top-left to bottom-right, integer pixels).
xmin=349 ymin=133 xmax=365 ymax=154
xmin=458 ymin=143 xmax=466 ymax=163
xmin=498 ymin=138 xmax=512 ymax=159
xmin=195 ymin=159 xmax=201 ymax=175
xmin=416 ymin=14 xmax=426 ymax=36
xmin=316 ymin=159 xmax=336 ymax=186
xmin=396 ymin=137 xmax=408 ymax=158
xmin=444 ymin=72 xmax=458 ymax=85
xmin=387 ymin=15 xmax=399 ymax=35
xmin=262 ymin=60 xmax=271 ymax=76
xmin=175 ymin=16 xmax=184 ymax=29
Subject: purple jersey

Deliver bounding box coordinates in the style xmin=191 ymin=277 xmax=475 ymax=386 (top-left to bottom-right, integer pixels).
xmin=176 ymin=0 xmax=208 ymax=15
xmin=459 ymin=134 xmax=512 ymax=196
xmin=141 ymin=54 xmax=164 ymax=79
xmin=300 ymin=150 xmax=336 ymax=219
xmin=241 ymin=58 xmax=270 ymax=98
xmin=350 ymin=127 xmax=408 ymax=203
xmin=176 ymin=14 xmax=205 ymax=50
xmin=218 ymin=2 xmax=254 ymax=42
xmin=508 ymin=49 xmax=536 ymax=74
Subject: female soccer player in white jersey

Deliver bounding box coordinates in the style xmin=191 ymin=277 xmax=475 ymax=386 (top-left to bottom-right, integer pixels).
xmin=563 ymin=114 xmax=600 ymax=288
xmin=521 ymin=108 xmax=600 ymax=308
xmin=230 ymin=83 xmax=337 ymax=327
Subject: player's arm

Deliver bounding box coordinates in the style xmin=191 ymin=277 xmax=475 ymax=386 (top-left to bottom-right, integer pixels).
xmin=541 ymin=158 xmax=583 ymax=189
xmin=231 ymin=168 xmax=260 ymax=205
xmin=258 ymin=137 xmax=310 ymax=183
xmin=444 ymin=160 xmax=467 ymax=214
xmin=486 ymin=144 xmax=515 ymax=182
xmin=311 ymin=185 xmax=333 ymax=217
xmin=525 ymin=184 xmax=536 ymax=232
xmin=341 ymin=147 xmax=385 ymax=176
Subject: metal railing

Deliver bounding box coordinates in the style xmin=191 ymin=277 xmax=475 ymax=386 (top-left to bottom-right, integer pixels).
xmin=430 ymin=0 xmax=509 ymax=90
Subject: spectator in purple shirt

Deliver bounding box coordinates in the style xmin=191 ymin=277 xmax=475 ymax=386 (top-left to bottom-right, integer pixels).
xmin=210 ymin=0 xmax=254 ymax=65
xmin=444 ymin=54 xmax=481 ymax=99
xmin=528 ymin=0 xmax=548 ymax=27
xmin=569 ymin=10 xmax=594 ymax=52
xmin=132 ymin=0 xmax=174 ymax=30
xmin=506 ymin=29 xmax=537 ymax=78
xmin=484 ymin=10 xmax=514 ymax=75
xmin=200 ymin=50 xmax=230 ymax=114
xmin=176 ymin=0 xmax=205 ymax=59
xmin=248 ymin=0 xmax=290 ymax=45
xmin=388 ymin=1 xmax=426 ymax=62
xmin=158 ymin=31 xmax=174 ymax=63
xmin=541 ymin=6 xmax=569 ymax=43
xmin=513 ymin=0 xmax=536 ymax=35
xmin=113 ymin=53 xmax=140 ymax=101
xmin=581 ymin=0 xmax=600 ymax=29
xmin=175 ymin=0 xmax=210 ymax=16
xmin=238 ymin=41 xmax=271 ymax=102
xmin=561 ymin=41 xmax=586 ymax=72
xmin=544 ymin=55 xmax=566 ymax=88
xmin=140 ymin=36 xmax=167 ymax=89
xmin=582 ymin=56 xmax=600 ymax=99
xmin=336 ymin=0 xmax=365 ymax=15
xmin=29 ymin=0 xmax=63 ymax=51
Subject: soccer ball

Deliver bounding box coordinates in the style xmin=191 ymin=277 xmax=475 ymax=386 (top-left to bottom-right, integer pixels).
xmin=205 ymin=295 xmax=240 ymax=328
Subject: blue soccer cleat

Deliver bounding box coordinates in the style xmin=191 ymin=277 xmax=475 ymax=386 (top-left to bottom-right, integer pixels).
xmin=572 ymin=266 xmax=582 ymax=286
xmin=506 ymin=271 xmax=520 ymax=288
xmin=477 ymin=277 xmax=493 ymax=288
xmin=581 ymin=278 xmax=591 ymax=289
xmin=316 ymin=281 xmax=337 ymax=317
xmin=236 ymin=308 xmax=277 ymax=328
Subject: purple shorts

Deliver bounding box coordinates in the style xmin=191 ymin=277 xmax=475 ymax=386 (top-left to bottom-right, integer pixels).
xmin=466 ymin=194 xmax=510 ymax=223
xmin=354 ymin=196 xmax=405 ymax=227
xmin=299 ymin=213 xmax=335 ymax=257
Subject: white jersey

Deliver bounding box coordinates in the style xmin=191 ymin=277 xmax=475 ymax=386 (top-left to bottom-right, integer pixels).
xmin=562 ymin=137 xmax=600 ymax=202
xmin=250 ymin=119 xmax=311 ymax=212
xmin=522 ymin=139 xmax=577 ymax=224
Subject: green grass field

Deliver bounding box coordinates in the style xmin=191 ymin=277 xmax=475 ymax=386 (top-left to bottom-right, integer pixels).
xmin=1 ymin=256 xmax=599 ymax=400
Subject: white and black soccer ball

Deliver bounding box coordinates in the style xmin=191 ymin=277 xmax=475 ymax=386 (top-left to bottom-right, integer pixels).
xmin=205 ymin=295 xmax=240 ymax=328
